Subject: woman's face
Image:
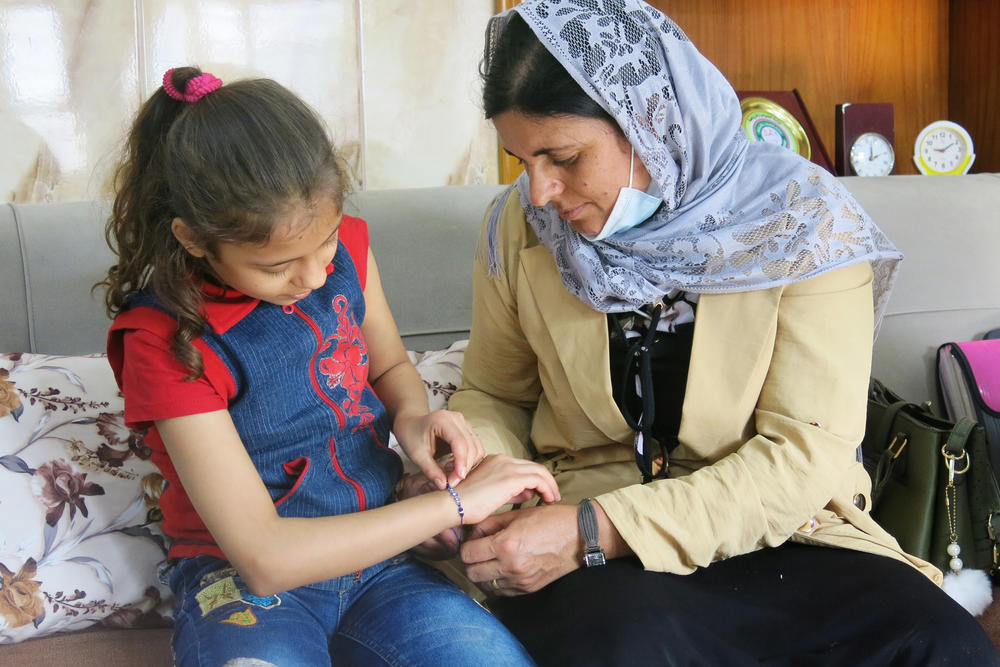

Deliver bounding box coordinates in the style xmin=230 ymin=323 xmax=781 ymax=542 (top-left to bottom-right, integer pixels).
xmin=493 ymin=110 xmax=651 ymax=237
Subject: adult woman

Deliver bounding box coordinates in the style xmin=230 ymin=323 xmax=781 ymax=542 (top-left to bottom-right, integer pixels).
xmin=449 ymin=0 xmax=998 ymax=664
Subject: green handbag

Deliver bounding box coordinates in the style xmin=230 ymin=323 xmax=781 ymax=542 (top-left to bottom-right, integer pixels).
xmin=864 ymin=379 xmax=1000 ymax=578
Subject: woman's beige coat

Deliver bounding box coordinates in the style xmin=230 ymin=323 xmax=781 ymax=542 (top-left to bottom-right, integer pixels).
xmin=450 ymin=192 xmax=940 ymax=585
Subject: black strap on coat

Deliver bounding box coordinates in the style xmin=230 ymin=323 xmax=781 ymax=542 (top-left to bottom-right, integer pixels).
xmin=619 ymin=302 xmax=668 ymax=483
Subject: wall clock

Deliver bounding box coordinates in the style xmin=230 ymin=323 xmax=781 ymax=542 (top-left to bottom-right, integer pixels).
xmin=736 ymin=90 xmax=833 ymax=172
xmin=913 ymin=121 xmax=976 ymax=175
xmin=835 ymin=102 xmax=895 ymax=177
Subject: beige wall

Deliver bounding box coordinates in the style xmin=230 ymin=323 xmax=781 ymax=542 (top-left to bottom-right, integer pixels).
xmin=0 ymin=0 xmax=498 ymax=203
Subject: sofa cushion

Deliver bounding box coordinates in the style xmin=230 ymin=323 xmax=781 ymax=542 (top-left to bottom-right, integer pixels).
xmin=386 ymin=340 xmax=467 ymax=463
xmin=409 ymin=339 xmax=467 ymax=411
xmin=0 ymin=353 xmax=173 ymax=644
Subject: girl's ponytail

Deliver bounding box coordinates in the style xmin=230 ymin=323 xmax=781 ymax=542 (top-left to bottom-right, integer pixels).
xmin=102 ymin=67 xmax=215 ymax=378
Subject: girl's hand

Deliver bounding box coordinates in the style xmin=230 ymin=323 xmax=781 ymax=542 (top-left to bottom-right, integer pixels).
xmin=394 ymin=471 xmax=462 ymax=559
xmin=393 ymin=410 xmax=484 ymax=489
xmin=452 ymin=454 xmax=560 ymax=525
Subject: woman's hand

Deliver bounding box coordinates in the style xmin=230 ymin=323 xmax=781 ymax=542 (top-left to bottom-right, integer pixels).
xmin=460 ymin=500 xmax=631 ymax=596
xmin=459 ymin=504 xmax=579 ymax=596
xmin=393 ymin=409 xmax=484 ymax=489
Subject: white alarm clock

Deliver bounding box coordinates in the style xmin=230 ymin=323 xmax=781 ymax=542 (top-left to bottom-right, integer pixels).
xmin=913 ymin=121 xmax=975 ymax=175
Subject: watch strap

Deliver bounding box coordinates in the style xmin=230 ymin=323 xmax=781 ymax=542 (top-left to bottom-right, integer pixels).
xmin=578 ymin=498 xmax=607 ymax=567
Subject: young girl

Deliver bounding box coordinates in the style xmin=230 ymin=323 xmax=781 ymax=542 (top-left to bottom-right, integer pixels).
xmin=101 ymin=66 xmax=555 ymax=666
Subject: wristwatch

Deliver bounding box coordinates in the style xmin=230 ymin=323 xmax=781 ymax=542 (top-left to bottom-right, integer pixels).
xmin=578 ymin=498 xmax=607 ymax=567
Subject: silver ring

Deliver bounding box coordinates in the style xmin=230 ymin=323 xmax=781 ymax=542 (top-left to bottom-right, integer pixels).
xmin=490 ymin=578 xmax=501 ymax=591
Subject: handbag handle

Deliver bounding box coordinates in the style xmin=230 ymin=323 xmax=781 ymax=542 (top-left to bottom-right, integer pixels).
xmin=943 ymin=417 xmax=977 ymax=460
xmin=872 ymin=399 xmax=914 ymax=455
xmin=868 ymin=377 xmax=933 ymax=451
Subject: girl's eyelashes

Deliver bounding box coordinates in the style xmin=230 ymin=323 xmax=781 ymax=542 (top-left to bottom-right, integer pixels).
xmin=259 ymin=234 xmax=338 ymax=277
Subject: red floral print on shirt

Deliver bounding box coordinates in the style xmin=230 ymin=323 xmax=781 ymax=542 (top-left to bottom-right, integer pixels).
xmin=318 ymin=295 xmax=373 ymax=430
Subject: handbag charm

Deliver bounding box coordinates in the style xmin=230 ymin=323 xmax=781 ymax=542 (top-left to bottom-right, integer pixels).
xmin=944 ymin=444 xmax=971 ymax=574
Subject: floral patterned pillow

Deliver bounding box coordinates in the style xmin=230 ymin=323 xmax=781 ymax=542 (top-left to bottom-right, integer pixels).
xmin=409 ymin=339 xmax=467 ymax=412
xmin=0 ymin=353 xmax=172 ymax=644
xmin=387 ymin=340 xmax=468 ymax=459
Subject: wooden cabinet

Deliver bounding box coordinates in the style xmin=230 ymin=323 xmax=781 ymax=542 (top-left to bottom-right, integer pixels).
xmin=948 ymin=0 xmax=999 ymax=174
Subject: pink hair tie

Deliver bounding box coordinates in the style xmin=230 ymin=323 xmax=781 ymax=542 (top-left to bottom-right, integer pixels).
xmin=162 ymin=68 xmax=223 ymax=103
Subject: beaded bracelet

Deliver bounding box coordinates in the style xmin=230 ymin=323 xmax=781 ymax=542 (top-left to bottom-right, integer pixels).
xmin=444 ymin=482 xmax=465 ymax=544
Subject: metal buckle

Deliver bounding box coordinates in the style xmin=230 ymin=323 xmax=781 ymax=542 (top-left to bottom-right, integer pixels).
xmin=887 ymin=435 xmax=908 ymax=460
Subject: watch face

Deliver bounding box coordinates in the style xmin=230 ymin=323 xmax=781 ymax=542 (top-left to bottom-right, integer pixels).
xmin=913 ymin=121 xmax=975 ymax=175
xmin=849 ymin=132 xmax=895 ymax=177
xmin=740 ymin=97 xmax=811 ymax=160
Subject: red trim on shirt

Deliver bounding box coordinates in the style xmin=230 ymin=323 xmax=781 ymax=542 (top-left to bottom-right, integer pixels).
xmin=275 ymin=457 xmax=311 ymax=507
xmin=329 ymin=437 xmax=367 ymax=511
xmin=199 ymin=284 xmax=259 ymax=335
xmin=339 ymin=215 xmax=369 ymax=290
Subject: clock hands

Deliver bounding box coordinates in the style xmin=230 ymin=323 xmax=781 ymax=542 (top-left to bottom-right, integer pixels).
xmin=914 ymin=121 xmax=974 ymax=175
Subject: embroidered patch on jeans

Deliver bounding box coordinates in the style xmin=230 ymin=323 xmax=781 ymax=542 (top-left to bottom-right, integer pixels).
xmin=196 ymin=576 xmax=242 ymax=615
xmin=220 ymin=607 xmax=258 ymax=626
xmin=200 ymin=566 xmax=239 ymax=587
xmin=241 ymin=591 xmax=281 ymax=609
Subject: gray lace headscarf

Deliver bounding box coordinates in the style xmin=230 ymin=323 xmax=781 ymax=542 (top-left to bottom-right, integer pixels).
xmin=485 ymin=0 xmax=901 ymax=324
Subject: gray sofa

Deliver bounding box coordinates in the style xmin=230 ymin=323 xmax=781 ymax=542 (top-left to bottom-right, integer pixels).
xmin=2 ymin=175 xmax=999 ymax=663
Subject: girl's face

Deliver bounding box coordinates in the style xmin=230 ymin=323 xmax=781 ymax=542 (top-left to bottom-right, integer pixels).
xmin=492 ymin=110 xmax=651 ymax=237
xmin=173 ymin=196 xmax=342 ymax=306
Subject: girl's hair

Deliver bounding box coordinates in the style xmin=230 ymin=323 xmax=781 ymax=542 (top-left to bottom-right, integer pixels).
xmin=481 ymin=12 xmax=614 ymax=124
xmin=101 ymin=67 xmax=347 ymax=378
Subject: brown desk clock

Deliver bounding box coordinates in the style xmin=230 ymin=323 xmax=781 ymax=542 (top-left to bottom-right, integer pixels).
xmin=835 ymin=103 xmax=896 ymax=177
xmin=737 ymin=90 xmax=832 ymax=173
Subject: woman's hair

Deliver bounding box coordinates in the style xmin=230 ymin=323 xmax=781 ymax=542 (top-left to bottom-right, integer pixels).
xmin=481 ymin=12 xmax=613 ymax=124
xmin=101 ymin=67 xmax=347 ymax=378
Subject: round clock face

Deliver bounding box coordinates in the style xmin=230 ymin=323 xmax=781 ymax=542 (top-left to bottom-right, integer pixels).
xmin=849 ymin=132 xmax=895 ymax=177
xmin=740 ymin=97 xmax=811 ymax=160
xmin=913 ymin=121 xmax=975 ymax=175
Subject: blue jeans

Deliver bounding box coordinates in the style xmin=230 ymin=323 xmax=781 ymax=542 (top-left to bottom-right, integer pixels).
xmin=168 ymin=554 xmax=534 ymax=666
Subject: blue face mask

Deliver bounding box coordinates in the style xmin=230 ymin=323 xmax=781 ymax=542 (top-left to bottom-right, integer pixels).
xmin=583 ymin=147 xmax=663 ymax=242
